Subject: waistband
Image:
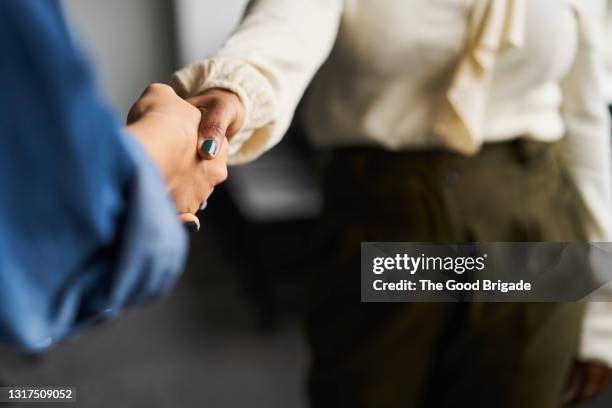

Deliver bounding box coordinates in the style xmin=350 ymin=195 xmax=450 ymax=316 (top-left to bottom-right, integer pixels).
xmin=324 ymin=139 xmax=560 ymax=172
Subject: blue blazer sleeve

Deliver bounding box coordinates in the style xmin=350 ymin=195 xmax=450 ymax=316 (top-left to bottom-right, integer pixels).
xmin=0 ymin=0 xmax=188 ymax=351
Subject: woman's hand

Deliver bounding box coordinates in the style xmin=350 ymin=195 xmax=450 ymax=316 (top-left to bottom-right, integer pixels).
xmin=562 ymin=360 xmax=612 ymax=406
xmin=126 ymin=83 xmax=228 ymax=216
xmin=185 ymin=88 xmax=246 ymax=157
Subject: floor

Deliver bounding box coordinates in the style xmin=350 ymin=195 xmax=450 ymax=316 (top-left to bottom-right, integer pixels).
xmin=0 ymin=230 xmax=308 ymax=408
xmin=1 ymin=226 xmax=612 ymax=408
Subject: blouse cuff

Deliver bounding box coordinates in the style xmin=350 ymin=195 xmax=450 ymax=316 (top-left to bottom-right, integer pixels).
xmin=170 ymin=57 xmax=277 ymax=164
xmin=579 ymin=302 xmax=612 ymax=368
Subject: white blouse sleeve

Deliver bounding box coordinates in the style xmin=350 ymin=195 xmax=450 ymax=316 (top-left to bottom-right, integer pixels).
xmin=170 ymin=0 xmax=343 ymax=164
xmin=560 ymin=0 xmax=612 ymax=242
xmin=560 ymin=0 xmax=612 ymax=367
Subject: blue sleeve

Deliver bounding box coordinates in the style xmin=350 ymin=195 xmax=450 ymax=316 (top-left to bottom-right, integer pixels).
xmin=0 ymin=0 xmax=188 ymax=351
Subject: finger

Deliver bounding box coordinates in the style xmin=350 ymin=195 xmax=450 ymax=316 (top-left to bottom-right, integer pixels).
xmin=127 ymin=83 xmax=176 ymax=124
xmin=179 ymin=212 xmax=200 ymax=232
xmin=196 ymin=105 xmax=235 ymax=160
xmin=207 ymin=137 xmax=229 ymax=186
xmin=126 ymin=99 xmax=147 ymax=125
xmin=141 ymin=83 xmax=175 ymax=98
xmin=216 ymin=134 xmax=229 ymax=163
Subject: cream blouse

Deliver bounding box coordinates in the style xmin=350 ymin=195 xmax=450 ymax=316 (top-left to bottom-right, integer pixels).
xmin=171 ymin=0 xmax=612 ymax=366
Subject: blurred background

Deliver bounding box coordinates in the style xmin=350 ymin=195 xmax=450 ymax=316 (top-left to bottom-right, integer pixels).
xmin=0 ymin=0 xmax=611 ymax=407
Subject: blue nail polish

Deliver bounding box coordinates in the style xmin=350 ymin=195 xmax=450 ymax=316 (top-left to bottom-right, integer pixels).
xmin=185 ymin=222 xmax=199 ymax=232
xmin=201 ymin=139 xmax=218 ymax=156
xmin=200 ymin=201 xmax=208 ymax=211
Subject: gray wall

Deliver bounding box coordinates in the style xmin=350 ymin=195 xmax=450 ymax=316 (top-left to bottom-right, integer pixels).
xmin=174 ymin=0 xmax=248 ymax=66
xmin=61 ymin=0 xmax=176 ymax=117
xmin=61 ymin=0 xmax=248 ymax=117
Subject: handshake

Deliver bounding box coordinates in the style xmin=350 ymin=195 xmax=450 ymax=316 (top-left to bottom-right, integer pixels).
xmin=126 ymin=83 xmax=245 ymax=230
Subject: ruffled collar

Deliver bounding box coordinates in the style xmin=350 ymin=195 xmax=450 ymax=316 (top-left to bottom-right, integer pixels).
xmin=434 ymin=0 xmax=525 ymax=154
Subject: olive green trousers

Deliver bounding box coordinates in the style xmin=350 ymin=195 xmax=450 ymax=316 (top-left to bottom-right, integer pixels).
xmin=305 ymin=140 xmax=588 ymax=408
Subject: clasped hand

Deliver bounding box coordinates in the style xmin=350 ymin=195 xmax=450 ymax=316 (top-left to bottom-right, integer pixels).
xmin=126 ymin=84 xmax=244 ymax=228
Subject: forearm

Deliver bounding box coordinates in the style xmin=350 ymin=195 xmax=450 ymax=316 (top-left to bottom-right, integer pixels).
xmin=559 ymin=0 xmax=612 ymax=369
xmin=171 ymin=0 xmax=343 ymax=164
xmin=0 ymin=0 xmax=188 ymax=351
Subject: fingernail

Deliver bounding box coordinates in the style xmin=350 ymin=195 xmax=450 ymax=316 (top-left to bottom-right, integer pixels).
xmin=185 ymin=222 xmax=199 ymax=232
xmin=200 ymin=139 xmax=218 ymax=157
xmin=199 ymin=201 xmax=208 ymax=211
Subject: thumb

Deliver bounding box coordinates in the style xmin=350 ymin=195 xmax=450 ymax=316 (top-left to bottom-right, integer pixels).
xmin=196 ymin=105 xmax=234 ymax=160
